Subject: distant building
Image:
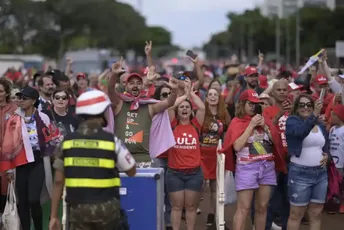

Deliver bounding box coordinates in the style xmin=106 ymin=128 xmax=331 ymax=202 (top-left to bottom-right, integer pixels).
xmin=261 ymin=0 xmax=337 ymax=18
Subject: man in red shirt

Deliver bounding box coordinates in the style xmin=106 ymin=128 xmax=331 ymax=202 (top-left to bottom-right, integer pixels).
xmin=312 ymin=74 xmax=334 ymax=114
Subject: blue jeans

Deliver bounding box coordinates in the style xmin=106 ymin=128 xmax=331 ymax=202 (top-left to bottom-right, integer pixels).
xmin=288 ymin=163 xmax=328 ymax=206
xmin=166 ymin=167 xmax=203 ymax=192
xmin=251 ymin=173 xmax=289 ymax=230
xmin=152 ymin=158 xmax=171 ymax=226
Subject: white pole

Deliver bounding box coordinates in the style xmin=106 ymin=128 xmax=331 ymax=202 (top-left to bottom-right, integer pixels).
xmin=216 ymin=140 xmax=225 ymax=230
xmin=62 ymin=187 xmax=67 ymax=230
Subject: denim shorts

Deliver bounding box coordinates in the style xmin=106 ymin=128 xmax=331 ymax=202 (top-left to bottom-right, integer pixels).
xmin=288 ymin=163 xmax=328 ymax=206
xmin=235 ymin=160 xmax=277 ymax=191
xmin=166 ymin=167 xmax=204 ymax=193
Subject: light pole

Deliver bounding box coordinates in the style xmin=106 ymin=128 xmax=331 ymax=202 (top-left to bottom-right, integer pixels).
xmin=275 ymin=15 xmax=281 ymax=63
xmin=286 ymin=18 xmax=290 ymax=65
xmin=296 ymin=6 xmax=301 ymax=67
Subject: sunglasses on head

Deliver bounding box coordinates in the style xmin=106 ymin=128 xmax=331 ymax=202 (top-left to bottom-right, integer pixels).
xmin=54 ymin=95 xmax=68 ymax=100
xmin=160 ymin=92 xmax=171 ymax=98
xmin=298 ymin=102 xmax=313 ymax=109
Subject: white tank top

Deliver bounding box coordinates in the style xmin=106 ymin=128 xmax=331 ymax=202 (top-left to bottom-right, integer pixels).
xmin=290 ymin=126 xmax=325 ymax=166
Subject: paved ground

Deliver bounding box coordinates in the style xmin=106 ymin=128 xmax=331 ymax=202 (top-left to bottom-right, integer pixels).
xmin=181 ymin=189 xmax=344 ymax=230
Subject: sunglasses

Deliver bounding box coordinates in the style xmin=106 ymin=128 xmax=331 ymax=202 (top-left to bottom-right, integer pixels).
xmin=298 ymin=102 xmax=313 ymax=109
xmin=19 ymin=96 xmax=32 ymax=101
xmin=160 ymin=92 xmax=171 ymax=98
xmin=54 ymin=95 xmax=68 ymax=100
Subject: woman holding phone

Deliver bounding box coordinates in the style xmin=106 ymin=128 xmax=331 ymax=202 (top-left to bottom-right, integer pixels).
xmin=286 ymin=94 xmax=329 ymax=230
xmin=221 ymin=89 xmax=286 ymax=230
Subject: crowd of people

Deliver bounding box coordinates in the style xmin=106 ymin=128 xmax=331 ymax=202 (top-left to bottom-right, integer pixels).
xmin=0 ymin=41 xmax=343 ymax=230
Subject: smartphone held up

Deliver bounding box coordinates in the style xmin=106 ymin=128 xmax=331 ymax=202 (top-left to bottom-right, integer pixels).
xmin=254 ymin=104 xmax=262 ymax=115
xmin=186 ymin=50 xmax=197 ymax=60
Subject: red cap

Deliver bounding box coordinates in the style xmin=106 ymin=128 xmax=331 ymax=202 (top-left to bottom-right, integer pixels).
xmin=125 ymin=73 xmax=143 ymax=83
xmin=314 ymin=74 xmax=328 ymax=85
xmin=259 ymin=75 xmax=268 ymax=88
xmin=332 ymin=104 xmax=344 ymax=121
xmin=76 ymin=72 xmax=87 ymax=80
xmin=239 ymin=89 xmax=260 ymax=103
xmin=288 ymin=82 xmax=303 ymax=91
xmin=244 ymin=66 xmax=258 ymax=76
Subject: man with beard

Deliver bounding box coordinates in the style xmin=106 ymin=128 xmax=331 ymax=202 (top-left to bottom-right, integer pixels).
xmin=37 ymin=75 xmax=55 ymax=111
xmin=109 ymin=60 xmax=178 ymax=163
xmin=233 ymin=66 xmax=265 ymax=103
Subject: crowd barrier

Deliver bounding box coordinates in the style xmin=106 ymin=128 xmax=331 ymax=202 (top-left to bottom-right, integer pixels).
xmin=216 ymin=140 xmax=225 ymax=230
xmin=62 ymin=167 xmax=164 ymax=230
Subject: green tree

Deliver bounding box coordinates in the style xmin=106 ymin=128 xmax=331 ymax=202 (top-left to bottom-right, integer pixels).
xmin=0 ymin=0 xmax=173 ymax=59
xmin=203 ymin=6 xmax=344 ymax=64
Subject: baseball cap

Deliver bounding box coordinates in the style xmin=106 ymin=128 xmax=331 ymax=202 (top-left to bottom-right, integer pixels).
xmin=125 ymin=73 xmax=142 ymax=83
xmin=239 ymin=89 xmax=260 ymax=103
xmin=332 ymin=104 xmax=344 ymax=121
xmin=288 ymin=82 xmax=303 ymax=91
xmin=314 ymin=74 xmax=328 ymax=85
xmin=244 ymin=67 xmax=258 ymax=76
xmin=76 ymin=72 xmax=87 ymax=80
xmin=15 ymin=87 xmax=39 ymax=100
xmin=339 ymin=74 xmax=344 ymax=79
xmin=45 ymin=69 xmax=62 ymax=78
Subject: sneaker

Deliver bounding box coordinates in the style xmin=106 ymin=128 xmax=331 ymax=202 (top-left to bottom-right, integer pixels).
xmin=271 ymin=222 xmax=282 ymax=230
xmin=340 ymin=203 xmax=344 ymax=214
xmin=197 ymin=208 xmax=202 ymax=214
xmin=206 ymin=213 xmax=215 ymax=226
xmin=166 ymin=227 xmax=173 ymax=230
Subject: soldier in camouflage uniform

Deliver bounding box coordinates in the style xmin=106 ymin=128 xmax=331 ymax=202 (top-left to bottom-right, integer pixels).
xmin=49 ymin=90 xmax=136 ymax=230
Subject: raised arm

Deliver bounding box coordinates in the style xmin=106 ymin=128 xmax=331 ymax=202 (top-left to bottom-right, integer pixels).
xmin=191 ymin=89 xmax=205 ymax=125
xmin=64 ymin=57 xmax=73 ymax=79
xmin=190 ymin=56 xmax=204 ymax=91
xmin=145 ymin=41 xmax=153 ymax=67
xmin=150 ymin=77 xmax=178 ymax=117
xmin=108 ymin=58 xmax=125 ymax=110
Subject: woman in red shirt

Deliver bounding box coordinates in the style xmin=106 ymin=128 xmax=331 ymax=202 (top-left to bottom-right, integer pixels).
xmin=167 ymin=78 xmax=205 ymax=230
xmin=200 ymin=88 xmax=231 ymax=226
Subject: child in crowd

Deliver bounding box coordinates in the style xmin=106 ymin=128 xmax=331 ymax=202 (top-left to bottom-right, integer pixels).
xmin=329 ymin=104 xmax=344 ymax=175
xmin=329 ymin=104 xmax=344 ymax=213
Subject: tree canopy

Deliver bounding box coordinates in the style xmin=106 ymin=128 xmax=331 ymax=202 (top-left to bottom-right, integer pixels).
xmin=203 ymin=6 xmax=344 ymax=63
xmin=0 ymin=0 xmax=174 ymax=59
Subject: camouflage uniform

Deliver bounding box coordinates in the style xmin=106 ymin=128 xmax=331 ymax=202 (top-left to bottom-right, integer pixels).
xmin=69 ymin=198 xmax=121 ymax=230
xmin=53 ymin=121 xmax=123 ymax=230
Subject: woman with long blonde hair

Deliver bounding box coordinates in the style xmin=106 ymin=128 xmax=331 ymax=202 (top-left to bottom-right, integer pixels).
xmin=200 ymin=88 xmax=231 ymax=226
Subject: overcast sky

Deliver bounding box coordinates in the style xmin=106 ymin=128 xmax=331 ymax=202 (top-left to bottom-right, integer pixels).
xmin=118 ymin=0 xmax=263 ymax=48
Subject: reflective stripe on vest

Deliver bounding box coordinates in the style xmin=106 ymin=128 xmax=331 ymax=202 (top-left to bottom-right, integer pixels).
xmin=62 ymin=139 xmax=115 ymax=151
xmin=64 ymin=157 xmax=115 ymax=168
xmin=65 ymin=178 xmax=121 ymax=188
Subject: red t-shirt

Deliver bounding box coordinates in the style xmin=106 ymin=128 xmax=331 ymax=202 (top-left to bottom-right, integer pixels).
xmin=312 ymin=92 xmax=334 ymax=114
xmin=168 ymin=118 xmax=201 ymax=169
xmin=263 ymin=106 xmax=289 ymax=155
xmin=6 ymin=71 xmax=21 ymax=82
